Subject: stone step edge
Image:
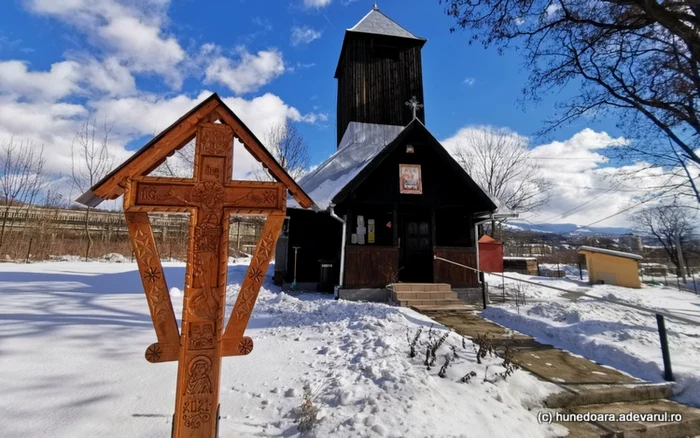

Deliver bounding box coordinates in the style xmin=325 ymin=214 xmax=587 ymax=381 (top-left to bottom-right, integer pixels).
xmin=554 ymin=399 xmax=700 ymax=438
xmin=391 ymin=292 xmax=459 ymax=299
xmin=545 ymin=383 xmax=674 ymax=409
xmin=397 ymin=299 xmax=465 ymax=306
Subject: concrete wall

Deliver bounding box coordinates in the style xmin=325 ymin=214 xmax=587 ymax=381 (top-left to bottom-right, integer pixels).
xmin=337 ymin=288 xmax=389 ymax=302
xmin=582 ymin=252 xmax=641 ymax=288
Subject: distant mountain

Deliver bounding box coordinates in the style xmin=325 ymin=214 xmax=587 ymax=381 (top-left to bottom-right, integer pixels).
xmin=506 ymin=222 xmax=635 ymax=236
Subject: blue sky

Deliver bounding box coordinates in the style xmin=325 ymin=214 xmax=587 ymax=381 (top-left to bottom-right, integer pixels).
xmin=0 ymin=0 xmax=675 ymax=227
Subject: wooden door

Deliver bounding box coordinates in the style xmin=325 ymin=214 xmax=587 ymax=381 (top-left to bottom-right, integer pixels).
xmin=400 ymin=217 xmax=433 ymax=282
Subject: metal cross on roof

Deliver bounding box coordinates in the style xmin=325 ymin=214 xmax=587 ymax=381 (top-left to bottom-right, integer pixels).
xmin=405 ymin=96 xmax=423 ymax=120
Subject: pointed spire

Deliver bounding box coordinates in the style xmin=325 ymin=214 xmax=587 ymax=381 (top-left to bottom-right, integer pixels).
xmin=373 ymin=1 xmax=379 ymax=11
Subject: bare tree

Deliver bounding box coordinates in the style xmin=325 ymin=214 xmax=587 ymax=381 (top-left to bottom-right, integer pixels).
xmin=633 ymin=203 xmax=696 ymax=278
xmin=451 ymin=127 xmax=552 ymax=237
xmin=152 ymin=140 xmax=195 ymax=179
xmin=257 ymin=120 xmax=310 ymax=181
xmin=71 ymin=119 xmax=114 ymax=261
xmin=440 ymin=0 xmax=700 ymax=203
xmin=0 ymin=137 xmax=47 ymax=249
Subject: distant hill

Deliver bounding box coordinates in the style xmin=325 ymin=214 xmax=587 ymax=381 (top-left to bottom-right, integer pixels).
xmin=506 ymin=222 xmax=635 ymax=236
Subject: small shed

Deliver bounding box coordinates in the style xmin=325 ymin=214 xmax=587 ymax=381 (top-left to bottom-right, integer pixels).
xmin=503 ymin=257 xmax=539 ymax=276
xmin=478 ymin=235 xmax=503 ymax=273
xmin=577 ymin=246 xmax=643 ymax=288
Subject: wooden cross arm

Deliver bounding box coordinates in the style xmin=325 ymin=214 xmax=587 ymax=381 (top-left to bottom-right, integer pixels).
xmin=124 ymin=177 xmax=287 ymax=213
xmin=124 ymin=212 xmax=181 ymax=347
xmin=144 ymin=337 xmax=254 ymax=363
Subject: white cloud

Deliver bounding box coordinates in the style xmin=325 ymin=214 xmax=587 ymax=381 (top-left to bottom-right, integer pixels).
xmin=98 ymin=15 xmax=185 ymax=86
xmin=24 ymin=0 xmax=185 ymax=88
xmin=291 ymin=26 xmax=322 ymax=46
xmin=303 ymin=0 xmax=332 ymax=8
xmin=463 ymin=77 xmax=476 ymax=86
xmin=0 ymin=97 xmax=88 ymax=174
xmin=442 ymin=125 xmax=687 ymax=228
xmin=204 ymin=47 xmax=285 ymax=95
xmin=79 ymin=57 xmax=136 ymax=96
xmin=0 ymin=57 xmax=137 ymax=102
xmin=0 ymin=60 xmax=81 ymax=101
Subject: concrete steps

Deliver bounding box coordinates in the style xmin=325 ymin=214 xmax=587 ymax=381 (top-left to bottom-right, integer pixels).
xmin=389 ymin=283 xmax=473 ymax=310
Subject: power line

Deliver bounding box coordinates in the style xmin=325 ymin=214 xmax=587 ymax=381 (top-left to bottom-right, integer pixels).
xmin=455 ymin=154 xmax=602 ymax=161
xmin=564 ymin=192 xmax=677 ymax=233
xmin=530 ymin=186 xmax=618 ymax=224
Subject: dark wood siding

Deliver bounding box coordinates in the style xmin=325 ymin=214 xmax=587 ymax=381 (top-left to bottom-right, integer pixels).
xmin=336 ymin=34 xmax=424 ymax=146
xmin=284 ymin=209 xmax=343 ymax=284
xmin=345 ymin=130 xmax=491 ymax=212
xmin=433 ymin=247 xmax=478 ymax=287
xmin=344 ymin=245 xmax=399 ymax=288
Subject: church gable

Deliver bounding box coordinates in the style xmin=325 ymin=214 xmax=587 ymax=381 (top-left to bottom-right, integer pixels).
xmin=335 ymin=120 xmax=496 ymax=212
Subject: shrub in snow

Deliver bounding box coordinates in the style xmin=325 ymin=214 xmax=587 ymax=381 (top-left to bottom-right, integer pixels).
xmin=438 ymin=355 xmax=451 ymax=378
xmin=460 ymin=371 xmax=477 ymax=384
xmin=406 ymin=327 xmax=422 ymax=358
xmin=483 ymin=344 xmax=520 ymax=383
xmin=296 ymin=383 xmax=320 ymax=433
xmin=424 ymin=346 xmax=432 ymax=370
xmin=472 ymin=333 xmax=496 ymax=364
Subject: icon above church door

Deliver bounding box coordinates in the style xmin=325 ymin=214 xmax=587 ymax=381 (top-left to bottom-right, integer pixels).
xmin=399 ymin=164 xmax=422 ymax=195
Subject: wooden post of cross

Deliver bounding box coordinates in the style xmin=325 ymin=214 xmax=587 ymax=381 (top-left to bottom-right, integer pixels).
xmin=123 ymin=123 xmax=286 ymax=438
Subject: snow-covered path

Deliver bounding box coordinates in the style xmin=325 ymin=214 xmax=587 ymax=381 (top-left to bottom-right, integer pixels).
xmin=483 ymin=272 xmax=700 ymax=407
xmin=0 ymin=261 xmax=563 ymax=438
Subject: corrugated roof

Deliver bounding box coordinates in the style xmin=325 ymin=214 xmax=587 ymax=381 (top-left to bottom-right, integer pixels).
xmin=577 ymin=246 xmax=643 ymax=261
xmin=348 ymin=7 xmax=425 ymax=41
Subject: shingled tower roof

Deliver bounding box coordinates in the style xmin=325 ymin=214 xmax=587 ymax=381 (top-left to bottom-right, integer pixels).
xmin=347 ymin=5 xmax=425 ymax=41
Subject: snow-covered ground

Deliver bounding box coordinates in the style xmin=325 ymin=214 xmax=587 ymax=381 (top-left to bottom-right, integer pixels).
xmin=483 ymin=271 xmax=700 ymax=407
xmin=0 ymin=261 xmax=564 ymax=438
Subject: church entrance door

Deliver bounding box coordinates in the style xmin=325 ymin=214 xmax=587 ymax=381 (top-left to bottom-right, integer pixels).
xmin=399 ymin=211 xmax=433 ymax=283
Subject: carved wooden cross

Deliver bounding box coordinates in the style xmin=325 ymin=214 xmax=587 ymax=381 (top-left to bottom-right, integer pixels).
xmin=124 ymin=123 xmax=286 ymax=437
xmin=76 ymin=95 xmax=312 ymax=438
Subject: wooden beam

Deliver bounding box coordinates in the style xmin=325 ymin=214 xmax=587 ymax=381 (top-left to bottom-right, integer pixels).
xmin=124 ymin=178 xmax=286 ymax=212
xmin=92 ymin=99 xmax=220 ymax=200
xmin=223 ymin=211 xmax=285 ymax=341
xmin=124 ymin=211 xmax=181 ymax=347
xmin=214 ymin=107 xmax=314 ymax=209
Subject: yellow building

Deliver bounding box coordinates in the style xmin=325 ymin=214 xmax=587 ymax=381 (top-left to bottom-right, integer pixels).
xmin=577 ymin=246 xmax=643 ymax=289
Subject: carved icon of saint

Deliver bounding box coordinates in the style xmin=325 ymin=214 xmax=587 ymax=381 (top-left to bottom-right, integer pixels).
xmin=186 ymin=356 xmax=212 ymax=395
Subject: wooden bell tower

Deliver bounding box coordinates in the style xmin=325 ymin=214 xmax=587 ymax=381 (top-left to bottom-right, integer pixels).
xmin=335 ymin=5 xmax=427 ymax=147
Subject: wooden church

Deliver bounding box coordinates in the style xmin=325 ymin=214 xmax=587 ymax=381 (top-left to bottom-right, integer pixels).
xmin=274 ymin=6 xmax=510 ymax=300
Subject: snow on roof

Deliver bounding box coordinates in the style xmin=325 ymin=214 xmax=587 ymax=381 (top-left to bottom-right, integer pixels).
xmin=348 ymin=7 xmax=425 ymax=41
xmin=503 ymin=256 xmax=538 ymax=261
xmin=577 ymin=246 xmax=643 ymax=260
xmin=288 ymin=122 xmax=405 ymax=210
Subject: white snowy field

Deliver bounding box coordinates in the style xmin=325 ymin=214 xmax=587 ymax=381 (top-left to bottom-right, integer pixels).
xmin=483 ymin=272 xmax=700 ymax=407
xmin=0 ymin=261 xmax=564 ymax=438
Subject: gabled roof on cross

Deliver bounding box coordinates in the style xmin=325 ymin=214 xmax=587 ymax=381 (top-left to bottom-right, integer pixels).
xmin=76 ymin=93 xmax=314 ymax=209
